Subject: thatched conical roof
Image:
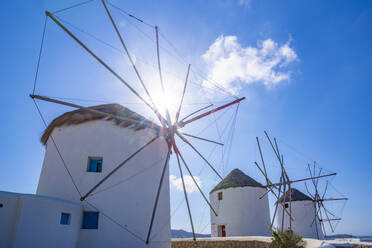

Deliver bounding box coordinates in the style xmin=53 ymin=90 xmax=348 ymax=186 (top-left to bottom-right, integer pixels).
xmin=277 ymin=188 xmax=313 ymax=203
xmin=41 ymin=104 xmax=159 ymax=145
xmin=210 ymin=168 xmax=265 ymax=194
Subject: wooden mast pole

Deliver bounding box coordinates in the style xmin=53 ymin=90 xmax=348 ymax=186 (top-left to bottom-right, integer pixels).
xmin=100 ymin=0 xmax=167 ymax=128
xmin=44 ymin=11 xmax=168 ymax=127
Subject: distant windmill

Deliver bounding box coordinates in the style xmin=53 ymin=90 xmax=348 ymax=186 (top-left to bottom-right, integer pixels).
xmin=254 ymin=131 xmax=338 ymax=238
xmin=29 ymin=0 xmax=244 ymax=245
xmin=304 ymin=163 xmax=348 ymax=239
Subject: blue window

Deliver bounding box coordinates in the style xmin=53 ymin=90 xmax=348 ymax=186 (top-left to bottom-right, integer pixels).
xmin=60 ymin=213 xmax=71 ymax=225
xmin=82 ymin=211 xmax=99 ymax=229
xmin=88 ymin=157 xmax=102 ymax=172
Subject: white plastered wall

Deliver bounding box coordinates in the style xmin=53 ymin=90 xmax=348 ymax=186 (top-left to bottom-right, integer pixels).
xmin=210 ymin=186 xmax=271 ymax=237
xmin=37 ymin=120 xmax=170 ymax=248
xmin=275 ymin=200 xmax=324 ymax=239
xmin=0 ymin=191 xmax=82 ymax=248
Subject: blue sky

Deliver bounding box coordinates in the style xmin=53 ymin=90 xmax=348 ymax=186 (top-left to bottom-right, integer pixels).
xmin=1 ymin=0 xmax=371 ymax=236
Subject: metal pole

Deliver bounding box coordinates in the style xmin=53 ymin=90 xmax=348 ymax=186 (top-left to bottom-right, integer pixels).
xmin=178 ymin=97 xmax=245 ymax=128
xmin=100 ymin=0 xmax=167 ymax=128
xmin=155 ymin=26 xmax=172 ymax=125
xmin=175 ymin=152 xmax=196 ymax=241
xmin=178 ymin=151 xmax=218 ymax=216
xmin=180 ymin=104 xmax=213 ymax=123
xmin=44 ymin=11 xmax=167 ymax=126
xmin=30 ymin=94 xmax=154 ymax=127
xmin=175 ymin=64 xmax=191 ymax=123
xmin=182 ymin=133 xmax=223 ymax=146
xmin=263 ymin=173 xmax=336 ymax=188
xmin=145 ymin=146 xmax=171 ymax=244
xmin=176 ymin=132 xmax=223 ymax=180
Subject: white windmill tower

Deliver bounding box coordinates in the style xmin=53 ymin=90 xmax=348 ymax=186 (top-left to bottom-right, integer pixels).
xmin=36 ymin=104 xmax=170 ymax=248
xmin=275 ymin=188 xmax=323 ymax=239
xmin=28 ymin=0 xmax=245 ymax=247
xmin=209 ymin=168 xmax=271 ymax=237
xmin=254 ymin=131 xmax=339 ymax=239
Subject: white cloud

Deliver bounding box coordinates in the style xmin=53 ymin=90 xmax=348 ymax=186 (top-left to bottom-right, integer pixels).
xmin=170 ymin=174 xmax=202 ymax=194
xmin=201 ymin=35 xmax=298 ymax=94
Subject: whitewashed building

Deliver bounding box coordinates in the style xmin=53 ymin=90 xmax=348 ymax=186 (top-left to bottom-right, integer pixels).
xmin=210 ymin=169 xmax=271 ymax=237
xmin=0 ymin=104 xmax=171 ymax=248
xmin=275 ymin=188 xmax=323 ymax=239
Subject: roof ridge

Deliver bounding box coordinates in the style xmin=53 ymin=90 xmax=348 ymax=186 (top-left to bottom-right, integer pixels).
xmin=210 ymin=168 xmax=265 ymax=193
xmin=277 ymin=188 xmax=313 ymax=203
xmin=41 ymin=103 xmax=160 ymax=145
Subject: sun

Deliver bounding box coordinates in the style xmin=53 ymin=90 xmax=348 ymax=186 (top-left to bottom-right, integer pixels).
xmin=151 ymin=89 xmax=180 ymax=119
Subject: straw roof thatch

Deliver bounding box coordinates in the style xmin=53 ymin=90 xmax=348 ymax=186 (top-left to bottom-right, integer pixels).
xmin=41 ymin=104 xmax=159 ymax=145
xmin=210 ymin=168 xmax=265 ymax=194
xmin=277 ymin=188 xmax=313 ymax=203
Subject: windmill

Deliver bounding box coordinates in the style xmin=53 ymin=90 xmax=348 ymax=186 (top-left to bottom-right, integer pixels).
xmin=305 ymin=163 xmax=348 ymax=239
xmin=254 ymin=131 xmax=337 ymax=238
xmin=29 ymin=0 xmax=244 ymax=245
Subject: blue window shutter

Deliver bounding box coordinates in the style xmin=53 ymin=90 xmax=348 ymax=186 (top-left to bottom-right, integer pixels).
xmin=88 ymin=158 xmax=103 ymax=172
xmin=82 ymin=212 xmax=99 ymax=229
xmin=89 ymin=159 xmax=97 ymax=172
xmin=60 ymin=213 xmax=70 ymax=225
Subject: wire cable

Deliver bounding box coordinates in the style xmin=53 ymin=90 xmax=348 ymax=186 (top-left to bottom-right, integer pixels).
xmin=32 ymin=16 xmax=48 ymax=94
xmin=32 ymin=99 xmax=82 ymax=197
xmin=52 ymin=0 xmax=95 ymax=15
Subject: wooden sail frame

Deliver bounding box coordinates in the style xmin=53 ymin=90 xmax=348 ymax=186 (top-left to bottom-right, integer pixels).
xmin=254 ymin=131 xmax=340 ymax=235
xmin=31 ymin=0 xmax=245 ymax=244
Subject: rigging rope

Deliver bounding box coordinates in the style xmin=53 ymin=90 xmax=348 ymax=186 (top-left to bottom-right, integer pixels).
xmin=51 ymin=0 xmax=95 ymax=15
xmin=151 ymin=107 xmax=236 ymax=241
xmin=107 ymin=1 xmax=155 ymax=28
xmin=32 ymin=100 xmax=82 ymax=197
xmin=223 ymin=103 xmax=240 ymax=175
xmin=32 ymin=16 xmax=48 ymax=94
xmin=103 ymin=1 xmax=237 ymax=99
xmin=84 ymin=199 xmax=146 ymax=243
xmin=276 ymin=137 xmax=335 ymax=174
xmin=54 ymin=15 xmax=232 ymax=100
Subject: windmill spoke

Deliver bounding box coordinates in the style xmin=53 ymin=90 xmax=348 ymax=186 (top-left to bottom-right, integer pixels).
xmin=80 ymin=136 xmax=160 ymax=201
xmin=276 ymin=139 xmax=290 ymax=182
xmin=256 ymin=137 xmax=268 ymax=176
xmin=30 ymin=94 xmax=160 ymax=128
xmin=315 ymin=167 xmax=322 ymax=188
xmin=101 ymin=0 xmax=168 ymax=128
xmin=321 ymin=202 xmax=334 ymax=233
xmin=305 ymin=182 xmax=315 ymax=199
xmin=254 ymin=162 xmax=293 ymax=219
xmin=176 ymin=132 xmax=223 ymax=180
xmin=44 ymin=11 xmax=167 ymax=126
xmin=254 ymin=162 xmax=279 ymax=191
xmin=281 ymin=174 xmax=287 ymax=232
xmin=178 ymin=150 xmax=218 ymax=216
xmin=259 ymin=187 xmax=272 ymax=199
xmin=312 ymin=201 xmax=320 ymax=239
xmin=322 ymin=181 xmax=329 ymax=199
xmin=270 ymin=174 xmax=284 ymax=230
xmin=182 ymin=133 xmax=223 ymax=146
xmin=145 ymin=145 xmax=171 ymax=244
xmin=175 ymin=151 xmax=196 ymax=241
xmin=321 ymin=197 xmax=348 ymax=201
xmin=263 ymin=173 xmax=336 ymax=188
xmin=175 ymin=64 xmax=191 ymax=123
xmin=180 ymin=104 xmax=213 ymax=123
xmin=155 ymin=26 xmax=172 ymax=125
xmin=178 ymin=97 xmax=245 ymax=128
xmin=263 ymin=131 xmax=289 ymax=181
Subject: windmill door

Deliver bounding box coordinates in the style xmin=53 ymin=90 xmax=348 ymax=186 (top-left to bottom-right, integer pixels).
xmin=218 ymin=225 xmax=226 ymax=237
